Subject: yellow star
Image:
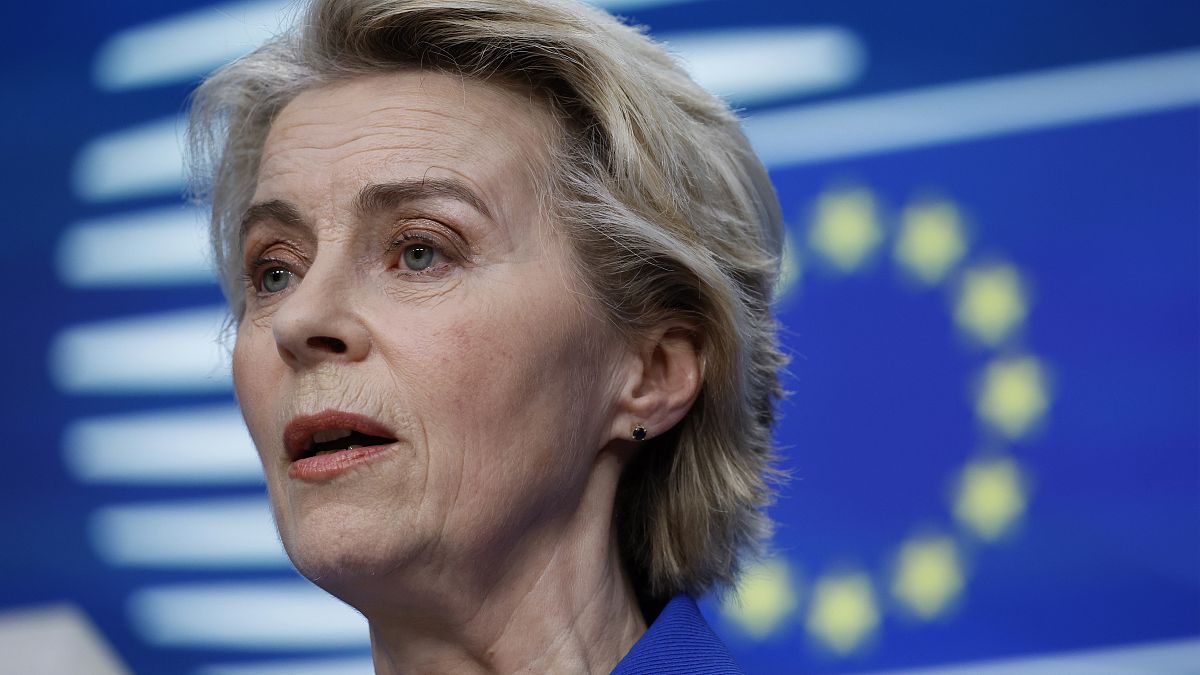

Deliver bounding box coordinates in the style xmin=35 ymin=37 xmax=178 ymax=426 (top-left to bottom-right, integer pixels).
xmin=805 ymin=571 xmax=879 ymax=655
xmin=894 ymin=200 xmax=967 ymax=285
xmin=891 ymin=535 xmax=965 ymax=619
xmin=807 ymin=188 xmax=883 ymax=273
xmin=976 ymin=356 xmax=1050 ymax=438
xmin=954 ymin=264 xmax=1028 ymax=345
xmin=721 ymin=558 xmax=799 ymax=639
xmin=953 ymin=458 xmax=1027 ymax=541
xmin=774 ymin=230 xmax=803 ymax=301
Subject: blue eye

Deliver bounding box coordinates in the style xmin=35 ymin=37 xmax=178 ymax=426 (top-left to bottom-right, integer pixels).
xmin=261 ymin=267 xmax=293 ymax=293
xmin=402 ymin=245 xmax=437 ymax=271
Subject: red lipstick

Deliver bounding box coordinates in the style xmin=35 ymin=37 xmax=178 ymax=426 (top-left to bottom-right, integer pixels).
xmin=283 ymin=410 xmax=399 ymax=481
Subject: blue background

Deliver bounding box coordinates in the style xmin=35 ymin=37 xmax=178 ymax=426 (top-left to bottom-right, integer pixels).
xmin=2 ymin=1 xmax=1197 ymax=673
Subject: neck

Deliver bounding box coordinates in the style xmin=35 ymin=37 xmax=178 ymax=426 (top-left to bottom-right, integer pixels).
xmin=365 ymin=453 xmax=648 ymax=674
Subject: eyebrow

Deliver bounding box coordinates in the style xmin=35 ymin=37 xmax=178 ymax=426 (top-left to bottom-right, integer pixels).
xmin=239 ymin=199 xmax=308 ymax=243
xmin=239 ymin=177 xmax=494 ymax=243
xmin=356 ymin=177 xmax=494 ymax=221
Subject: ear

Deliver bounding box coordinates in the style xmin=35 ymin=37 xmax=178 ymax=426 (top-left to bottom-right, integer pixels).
xmin=613 ymin=323 xmax=703 ymax=444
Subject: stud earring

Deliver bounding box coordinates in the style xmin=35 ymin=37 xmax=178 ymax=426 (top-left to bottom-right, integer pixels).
xmin=631 ymin=424 xmax=647 ymax=442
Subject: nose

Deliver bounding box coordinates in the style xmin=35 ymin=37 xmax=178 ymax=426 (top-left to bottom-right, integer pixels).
xmin=270 ymin=260 xmax=371 ymax=369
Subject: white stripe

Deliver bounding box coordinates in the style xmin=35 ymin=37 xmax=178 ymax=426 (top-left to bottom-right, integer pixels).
xmin=745 ymin=49 xmax=1200 ymax=168
xmin=0 ymin=605 xmax=131 ymax=675
xmin=128 ymin=582 xmax=369 ymax=650
xmin=93 ymin=0 xmax=291 ymax=92
xmin=63 ymin=406 xmax=260 ymax=485
xmin=56 ymin=206 xmax=214 ymax=288
xmin=92 ymin=0 xmax=707 ymax=92
xmin=862 ymin=637 xmax=1200 ymax=675
xmin=91 ymin=497 xmax=286 ymax=569
xmin=72 ymin=116 xmax=184 ymax=202
xmin=197 ymin=657 xmax=373 ymax=675
xmin=50 ymin=306 xmax=232 ymax=394
xmin=664 ymin=27 xmax=864 ymax=105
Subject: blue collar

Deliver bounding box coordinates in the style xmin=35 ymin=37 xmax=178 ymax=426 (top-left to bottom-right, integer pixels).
xmin=611 ymin=595 xmax=743 ymax=674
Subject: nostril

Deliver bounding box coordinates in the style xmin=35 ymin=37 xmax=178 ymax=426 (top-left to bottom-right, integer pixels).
xmin=306 ymin=336 xmax=348 ymax=354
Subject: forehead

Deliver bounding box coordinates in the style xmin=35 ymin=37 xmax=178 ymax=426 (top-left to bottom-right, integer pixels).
xmin=255 ymin=69 xmax=559 ymax=209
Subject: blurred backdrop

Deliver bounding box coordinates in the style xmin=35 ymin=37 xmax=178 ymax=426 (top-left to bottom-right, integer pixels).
xmin=2 ymin=0 xmax=1198 ymax=673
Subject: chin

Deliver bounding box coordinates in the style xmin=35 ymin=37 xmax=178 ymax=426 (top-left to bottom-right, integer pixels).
xmin=276 ymin=498 xmax=421 ymax=598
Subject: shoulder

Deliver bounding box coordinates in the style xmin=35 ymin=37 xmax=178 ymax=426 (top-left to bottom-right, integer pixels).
xmin=610 ymin=595 xmax=745 ymax=675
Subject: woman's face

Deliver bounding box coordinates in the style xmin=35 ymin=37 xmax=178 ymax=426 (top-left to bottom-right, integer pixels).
xmin=233 ymin=71 xmax=628 ymax=607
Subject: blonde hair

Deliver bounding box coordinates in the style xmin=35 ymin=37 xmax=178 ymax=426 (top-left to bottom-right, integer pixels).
xmin=189 ymin=0 xmax=786 ymax=607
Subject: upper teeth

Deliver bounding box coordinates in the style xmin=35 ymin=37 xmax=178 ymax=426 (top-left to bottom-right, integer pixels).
xmin=312 ymin=429 xmax=353 ymax=444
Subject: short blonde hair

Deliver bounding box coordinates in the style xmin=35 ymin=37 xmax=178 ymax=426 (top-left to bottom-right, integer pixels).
xmin=189 ymin=0 xmax=786 ymax=607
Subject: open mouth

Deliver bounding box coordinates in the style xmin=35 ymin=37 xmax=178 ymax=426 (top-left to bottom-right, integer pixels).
xmin=299 ymin=428 xmax=397 ymax=459
xmin=284 ymin=411 xmax=399 ymax=463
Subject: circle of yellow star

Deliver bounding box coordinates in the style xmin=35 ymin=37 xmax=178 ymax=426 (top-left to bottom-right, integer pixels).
xmin=954 ymin=264 xmax=1028 ymax=345
xmin=782 ymin=186 xmax=1048 ymax=659
xmin=891 ymin=535 xmax=965 ymax=619
xmin=953 ymin=458 xmax=1027 ymax=540
xmin=808 ymin=187 xmax=883 ymax=273
xmin=805 ymin=571 xmax=880 ymax=654
xmin=894 ymin=200 xmax=967 ymax=284
xmin=721 ymin=558 xmax=799 ymax=639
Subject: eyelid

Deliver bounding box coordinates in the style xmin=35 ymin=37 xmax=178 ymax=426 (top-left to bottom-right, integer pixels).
xmin=388 ymin=219 xmax=470 ymax=260
xmin=244 ymin=237 xmax=308 ymax=267
xmin=242 ymin=240 xmax=307 ymax=298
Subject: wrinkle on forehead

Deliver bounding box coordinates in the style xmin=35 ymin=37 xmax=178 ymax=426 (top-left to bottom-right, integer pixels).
xmin=256 ymin=71 xmax=560 ymax=200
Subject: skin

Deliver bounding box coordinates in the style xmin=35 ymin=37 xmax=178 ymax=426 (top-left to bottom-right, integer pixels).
xmin=233 ymin=70 xmax=701 ymax=674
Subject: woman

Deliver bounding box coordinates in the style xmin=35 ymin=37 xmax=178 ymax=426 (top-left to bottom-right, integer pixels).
xmin=188 ymin=0 xmax=786 ymax=672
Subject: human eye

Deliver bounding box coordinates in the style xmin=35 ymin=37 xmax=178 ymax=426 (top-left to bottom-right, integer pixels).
xmin=255 ymin=261 xmax=296 ymax=293
xmin=241 ymin=236 xmax=308 ymax=299
xmin=242 ymin=252 xmax=301 ymax=299
xmin=399 ymin=241 xmax=441 ymax=272
xmin=387 ymin=224 xmax=462 ymax=276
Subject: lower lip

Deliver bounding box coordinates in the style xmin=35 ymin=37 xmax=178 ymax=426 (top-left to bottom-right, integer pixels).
xmin=287 ymin=444 xmax=396 ymax=481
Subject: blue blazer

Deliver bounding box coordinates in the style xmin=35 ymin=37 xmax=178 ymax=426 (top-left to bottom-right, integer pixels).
xmin=611 ymin=595 xmax=744 ymax=674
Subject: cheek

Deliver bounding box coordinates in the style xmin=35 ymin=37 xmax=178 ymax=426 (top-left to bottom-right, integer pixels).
xmin=422 ymin=295 xmax=603 ymax=476
xmin=232 ymin=324 xmax=280 ymax=452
